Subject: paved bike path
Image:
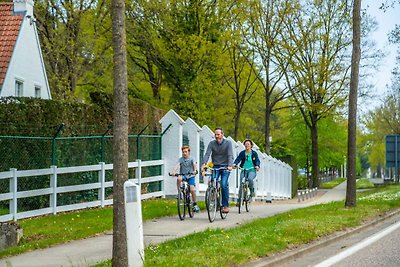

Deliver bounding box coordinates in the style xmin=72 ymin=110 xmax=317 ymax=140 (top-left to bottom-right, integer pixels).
xmin=0 ymin=183 xmax=346 ymax=267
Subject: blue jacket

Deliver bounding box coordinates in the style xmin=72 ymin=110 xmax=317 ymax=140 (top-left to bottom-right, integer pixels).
xmin=233 ymin=150 xmax=260 ymax=168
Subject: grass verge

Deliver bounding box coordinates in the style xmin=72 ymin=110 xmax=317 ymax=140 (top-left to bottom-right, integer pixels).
xmin=319 ymin=177 xmax=346 ymax=189
xmin=0 ymin=198 xmax=205 ymax=259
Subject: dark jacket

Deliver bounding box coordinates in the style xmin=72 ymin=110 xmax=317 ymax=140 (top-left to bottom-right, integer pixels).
xmin=233 ymin=150 xmax=260 ymax=168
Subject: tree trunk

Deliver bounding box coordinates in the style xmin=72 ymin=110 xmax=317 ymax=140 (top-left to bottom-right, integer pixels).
xmin=310 ymin=121 xmax=319 ymax=188
xmin=146 ymin=56 xmax=161 ymax=101
xmin=265 ymin=100 xmax=271 ymax=155
xmin=234 ymin=106 xmax=242 ymax=140
xmin=111 ymin=0 xmax=129 ymax=265
xmin=345 ymin=0 xmax=361 ymax=208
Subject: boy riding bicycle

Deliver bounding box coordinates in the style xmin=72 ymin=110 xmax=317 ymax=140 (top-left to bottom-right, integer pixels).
xmin=171 ymin=145 xmax=200 ymax=212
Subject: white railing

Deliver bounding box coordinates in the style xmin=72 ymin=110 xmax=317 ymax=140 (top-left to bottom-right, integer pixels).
xmin=0 ymin=159 xmax=164 ymax=222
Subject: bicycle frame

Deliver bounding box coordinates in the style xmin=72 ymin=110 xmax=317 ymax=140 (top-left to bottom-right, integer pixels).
xmin=204 ymin=166 xmax=228 ymax=222
xmin=169 ymin=172 xmax=195 ymax=220
xmin=236 ymin=167 xmax=254 ymax=213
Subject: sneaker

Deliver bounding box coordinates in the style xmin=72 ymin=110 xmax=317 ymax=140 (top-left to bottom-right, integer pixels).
xmin=193 ymin=205 xmax=200 ymax=213
xmin=222 ymin=207 xmax=230 ymax=213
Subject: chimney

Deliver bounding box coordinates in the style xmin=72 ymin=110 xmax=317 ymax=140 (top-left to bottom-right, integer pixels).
xmin=13 ymin=0 xmax=34 ymax=17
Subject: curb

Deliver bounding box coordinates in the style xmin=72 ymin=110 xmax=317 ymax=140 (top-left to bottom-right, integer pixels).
xmin=245 ymin=208 xmax=400 ymax=267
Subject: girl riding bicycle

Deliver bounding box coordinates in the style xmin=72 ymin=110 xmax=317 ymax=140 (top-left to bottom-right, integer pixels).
xmin=233 ymin=139 xmax=260 ymax=204
xmin=171 ymin=145 xmax=200 ymax=212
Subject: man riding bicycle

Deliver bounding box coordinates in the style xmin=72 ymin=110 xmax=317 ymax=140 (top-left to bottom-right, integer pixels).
xmin=201 ymin=127 xmax=234 ymax=213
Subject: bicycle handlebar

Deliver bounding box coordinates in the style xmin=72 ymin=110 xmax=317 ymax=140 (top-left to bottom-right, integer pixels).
xmin=234 ymin=166 xmax=255 ymax=170
xmin=168 ymin=170 xmax=198 ymax=177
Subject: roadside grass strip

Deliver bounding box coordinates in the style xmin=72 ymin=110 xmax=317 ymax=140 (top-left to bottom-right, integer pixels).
xmin=319 ymin=177 xmax=346 ymax=189
xmin=142 ymin=185 xmax=400 ymax=267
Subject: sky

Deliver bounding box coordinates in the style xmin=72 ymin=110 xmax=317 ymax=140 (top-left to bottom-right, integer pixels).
xmin=362 ymin=1 xmax=399 ymax=109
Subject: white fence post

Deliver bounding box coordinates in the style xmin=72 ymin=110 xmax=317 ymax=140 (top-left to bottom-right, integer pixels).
xmin=10 ymin=168 xmax=17 ymax=221
xmin=159 ymin=109 xmax=185 ymax=197
xmin=136 ymin=159 xmax=142 ymax=187
xmin=184 ymin=118 xmax=202 ymax=197
xmin=50 ymin=165 xmax=57 ymax=215
xmin=99 ymin=162 xmax=105 ymax=207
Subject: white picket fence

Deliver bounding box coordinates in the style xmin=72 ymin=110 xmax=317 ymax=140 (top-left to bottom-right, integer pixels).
xmin=0 ymin=160 xmax=164 ymax=222
xmin=160 ymin=109 xmax=293 ymax=201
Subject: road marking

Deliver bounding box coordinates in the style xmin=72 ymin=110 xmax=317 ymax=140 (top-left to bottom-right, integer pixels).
xmin=314 ymin=220 xmax=400 ymax=267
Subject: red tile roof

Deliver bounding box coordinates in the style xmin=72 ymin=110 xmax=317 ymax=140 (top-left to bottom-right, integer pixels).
xmin=0 ymin=2 xmax=23 ymax=86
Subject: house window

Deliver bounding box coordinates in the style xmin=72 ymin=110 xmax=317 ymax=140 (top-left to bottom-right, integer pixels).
xmin=15 ymin=80 xmax=23 ymax=97
xmin=35 ymin=86 xmax=41 ymax=98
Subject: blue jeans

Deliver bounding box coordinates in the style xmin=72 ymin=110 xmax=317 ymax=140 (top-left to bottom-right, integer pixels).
xmin=212 ymin=168 xmax=231 ymax=208
xmin=240 ymin=170 xmax=256 ymax=190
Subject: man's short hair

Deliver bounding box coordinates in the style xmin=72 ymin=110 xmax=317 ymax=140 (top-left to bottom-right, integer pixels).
xmin=214 ymin=127 xmax=224 ymax=134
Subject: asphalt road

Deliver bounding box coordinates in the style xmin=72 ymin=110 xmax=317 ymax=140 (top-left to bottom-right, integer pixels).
xmin=281 ymin=211 xmax=400 ymax=267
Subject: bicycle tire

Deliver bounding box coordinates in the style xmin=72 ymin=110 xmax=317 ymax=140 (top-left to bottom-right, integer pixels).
xmin=206 ymin=187 xmax=217 ymax=222
xmin=177 ymin=190 xmax=186 ymax=220
xmin=237 ymin=184 xmax=242 ymax=214
xmin=245 ymin=183 xmax=250 ymax=212
xmin=187 ymin=190 xmax=194 ymax=218
xmin=219 ymin=189 xmax=228 ymax=219
xmin=238 ymin=183 xmax=245 ymax=214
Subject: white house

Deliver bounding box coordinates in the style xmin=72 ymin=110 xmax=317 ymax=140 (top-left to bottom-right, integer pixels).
xmin=0 ymin=0 xmax=51 ymax=99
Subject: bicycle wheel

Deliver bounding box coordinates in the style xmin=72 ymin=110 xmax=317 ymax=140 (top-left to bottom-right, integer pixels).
xmin=206 ymin=187 xmax=217 ymax=222
xmin=187 ymin=190 xmax=194 ymax=218
xmin=219 ymin=190 xmax=228 ymax=219
xmin=177 ymin=190 xmax=186 ymax=220
xmin=245 ymin=184 xmax=250 ymax=212
xmin=238 ymin=183 xmax=245 ymax=214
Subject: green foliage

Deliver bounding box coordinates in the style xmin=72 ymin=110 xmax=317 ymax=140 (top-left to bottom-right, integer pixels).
xmin=363 ymin=93 xmax=400 ymax=174
xmin=297 ymin=175 xmax=308 ymax=189
xmin=356 ymin=178 xmax=375 ymax=189
xmin=35 ymin=0 xmax=113 ymax=100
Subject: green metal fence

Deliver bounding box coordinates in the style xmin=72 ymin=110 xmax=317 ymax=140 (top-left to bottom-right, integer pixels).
xmin=0 ymin=134 xmax=162 ymax=172
xmin=0 ymin=133 xmax=162 ymax=213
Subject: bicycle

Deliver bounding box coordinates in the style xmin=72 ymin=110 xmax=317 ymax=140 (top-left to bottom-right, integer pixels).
xmin=203 ymin=166 xmax=229 ymax=223
xmin=169 ymin=171 xmax=197 ymax=220
xmin=235 ymin=166 xmax=255 ymax=214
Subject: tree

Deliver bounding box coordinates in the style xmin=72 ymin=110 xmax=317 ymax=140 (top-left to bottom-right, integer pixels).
xmin=126 ymin=0 xmax=232 ymax=123
xmin=111 ymin=0 xmax=129 ymax=265
xmin=35 ymin=0 xmax=112 ymax=99
xmin=346 ymin=0 xmax=361 ymax=208
xmin=222 ymin=32 xmax=259 ymax=140
xmin=363 ymin=93 xmax=400 ymax=177
xmin=243 ymin=0 xmax=295 ymax=154
xmin=283 ymin=0 xmax=351 ymax=188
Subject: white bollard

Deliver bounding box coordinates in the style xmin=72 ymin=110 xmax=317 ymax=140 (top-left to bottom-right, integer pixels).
xmin=124 ymin=180 xmax=144 ymax=267
xmin=266 ymin=192 xmax=272 ymax=203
